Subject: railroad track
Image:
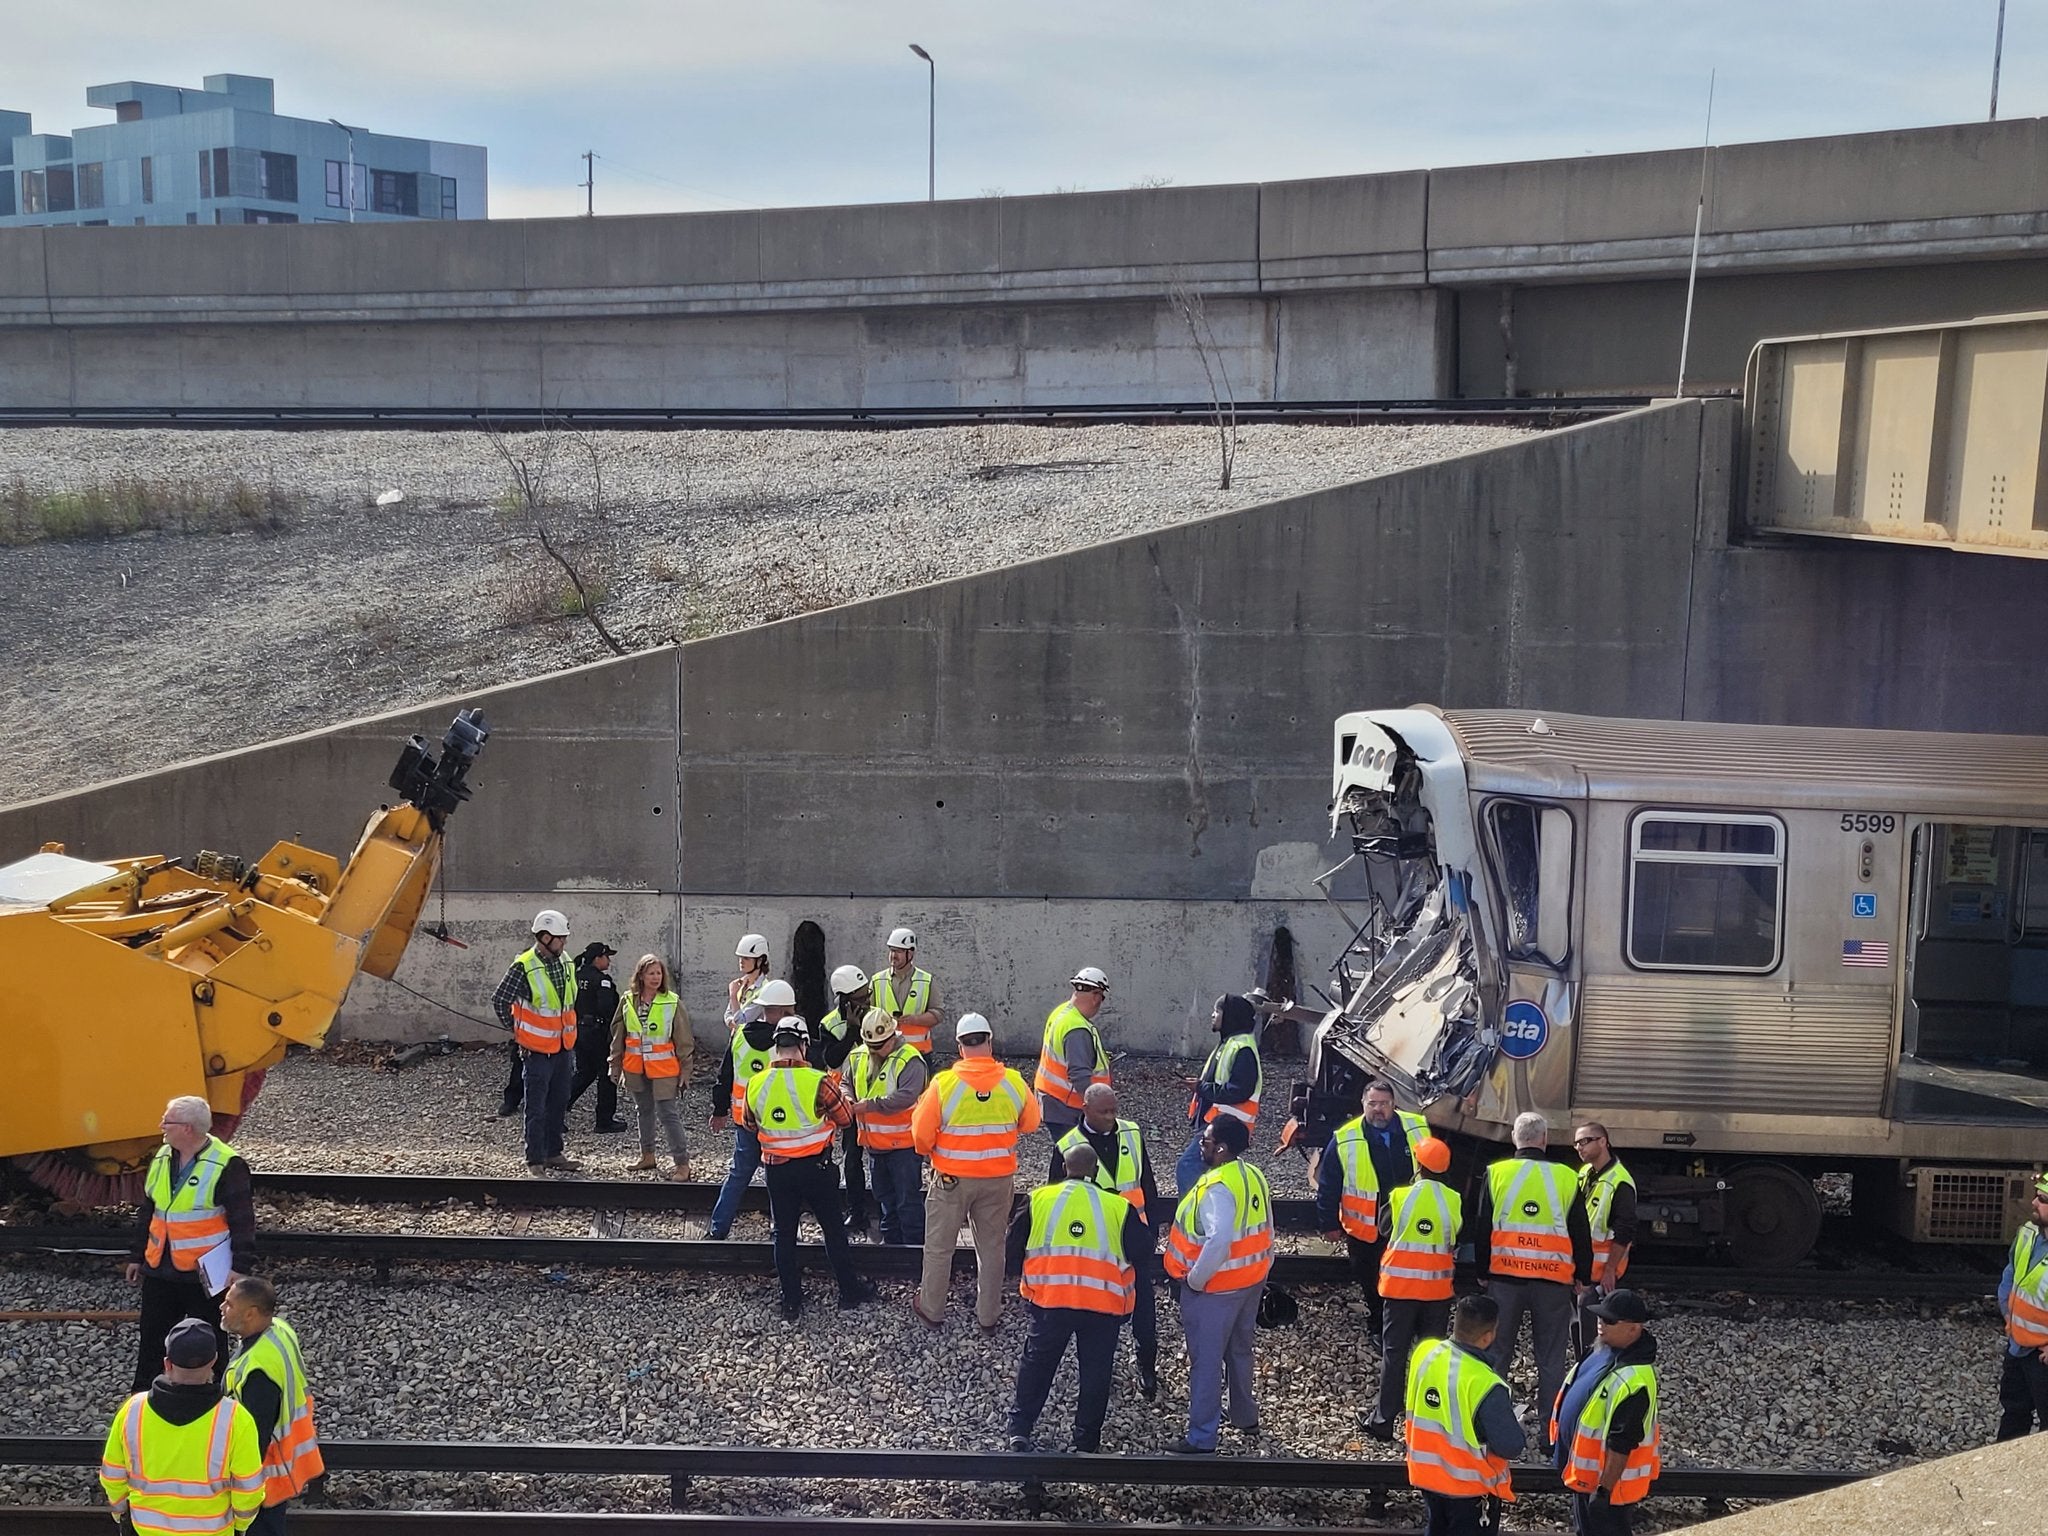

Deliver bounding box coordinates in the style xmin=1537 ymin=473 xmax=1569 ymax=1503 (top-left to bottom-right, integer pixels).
xmin=0 ymin=1434 xmax=1866 ymax=1523
xmin=0 ymin=1218 xmax=1999 ymax=1302
xmin=0 ymin=397 xmax=1656 ymax=433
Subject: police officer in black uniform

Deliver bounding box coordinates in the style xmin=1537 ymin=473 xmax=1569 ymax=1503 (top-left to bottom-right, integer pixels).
xmin=567 ymin=941 xmax=627 ymax=1132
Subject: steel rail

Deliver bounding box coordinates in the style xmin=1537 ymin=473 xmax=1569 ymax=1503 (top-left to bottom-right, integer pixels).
xmin=0 ymin=1225 xmax=2000 ymax=1301
xmin=0 ymin=1514 xmax=1432 ymax=1535
xmin=0 ymin=1433 xmax=1866 ymax=1501
xmin=0 ymin=398 xmax=1655 ymax=432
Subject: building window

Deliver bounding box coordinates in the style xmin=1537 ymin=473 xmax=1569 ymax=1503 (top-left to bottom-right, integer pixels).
xmin=0 ymin=175 xmax=15 ymax=217
xmin=198 ymin=150 xmax=211 ymax=199
xmin=185 ymin=212 xmax=197 ymax=225
xmin=371 ymin=169 xmax=417 ymax=216
xmin=46 ymin=166 xmax=75 ymax=213
xmin=242 ymin=209 xmax=298 ymax=224
xmin=258 ymin=151 xmax=297 ymax=203
xmin=115 ymin=100 xmax=143 ymax=123
xmin=1627 ymin=811 xmax=1785 ymax=973
xmin=324 ymin=160 xmax=367 ymax=210
xmin=80 ymin=218 xmax=109 ymax=226
xmin=200 ymin=147 xmax=234 ymax=199
xmin=76 ymin=162 xmax=104 ymax=210
xmin=140 ymin=156 xmax=154 ymax=204
xmin=441 ymin=178 xmax=457 ymax=219
xmin=21 ymin=171 xmax=43 ymax=214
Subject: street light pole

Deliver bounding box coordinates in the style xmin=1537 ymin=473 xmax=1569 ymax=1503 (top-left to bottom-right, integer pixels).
xmin=1991 ymin=0 xmax=2008 ymax=120
xmin=327 ymin=118 xmax=356 ymax=222
xmin=908 ymin=43 xmax=934 ymax=201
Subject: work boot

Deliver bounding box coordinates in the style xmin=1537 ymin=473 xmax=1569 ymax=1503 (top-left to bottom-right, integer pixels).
xmin=595 ymin=1118 xmax=628 ymax=1133
xmin=630 ymin=1153 xmax=659 ymax=1171
xmin=669 ymin=1162 xmax=692 ymax=1182
xmin=1006 ymin=1432 xmax=1035 ymax=1453
xmin=544 ymin=1155 xmax=581 ymax=1172
xmin=495 ymin=1100 xmax=521 ymax=1119
xmin=525 ymin=1162 xmax=547 ymax=1177
xmin=1137 ymin=1362 xmax=1159 ymax=1401
xmin=777 ymin=1298 xmax=801 ymax=1323
xmin=838 ymin=1278 xmax=879 ymax=1311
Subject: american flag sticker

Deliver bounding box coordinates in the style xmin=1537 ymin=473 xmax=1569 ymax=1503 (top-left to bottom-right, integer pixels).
xmin=1842 ymin=939 xmax=1892 ymax=967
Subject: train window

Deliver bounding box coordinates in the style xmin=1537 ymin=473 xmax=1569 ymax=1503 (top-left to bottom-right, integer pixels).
xmin=1627 ymin=811 xmax=1784 ymax=972
xmin=1485 ymin=799 xmax=1573 ymax=969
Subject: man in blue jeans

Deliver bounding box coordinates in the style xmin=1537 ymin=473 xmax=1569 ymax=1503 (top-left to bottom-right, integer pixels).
xmin=706 ymin=979 xmax=796 ymax=1239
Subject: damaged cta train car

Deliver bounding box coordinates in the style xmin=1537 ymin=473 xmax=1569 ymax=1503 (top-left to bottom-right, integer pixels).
xmin=1296 ymin=706 xmax=2048 ymax=1267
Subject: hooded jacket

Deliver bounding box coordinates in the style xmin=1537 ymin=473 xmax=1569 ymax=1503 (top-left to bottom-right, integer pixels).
xmin=713 ymin=1014 xmax=781 ymax=1114
xmin=1190 ymin=994 xmax=1261 ymax=1118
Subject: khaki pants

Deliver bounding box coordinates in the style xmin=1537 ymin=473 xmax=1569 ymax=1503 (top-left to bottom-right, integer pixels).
xmin=917 ymin=1170 xmax=1014 ymax=1327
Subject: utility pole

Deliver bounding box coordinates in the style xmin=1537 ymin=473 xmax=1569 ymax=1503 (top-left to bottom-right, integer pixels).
xmin=1991 ymin=0 xmax=2008 ymax=120
xmin=580 ymin=151 xmax=595 ymax=216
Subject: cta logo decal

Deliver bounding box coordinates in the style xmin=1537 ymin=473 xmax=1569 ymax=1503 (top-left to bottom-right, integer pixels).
xmin=1500 ymin=1000 xmax=1549 ymax=1061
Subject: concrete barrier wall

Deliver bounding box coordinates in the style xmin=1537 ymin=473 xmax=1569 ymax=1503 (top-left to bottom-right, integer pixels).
xmin=11 ymin=398 xmax=2048 ymax=1046
xmin=4 ymin=119 xmax=2048 ymax=404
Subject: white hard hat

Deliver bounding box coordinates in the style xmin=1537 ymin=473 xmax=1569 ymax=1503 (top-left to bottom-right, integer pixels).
xmin=859 ymin=1007 xmax=897 ymax=1045
xmin=532 ymin=909 xmax=570 ymax=937
xmin=1070 ymin=966 xmax=1110 ymax=993
xmin=755 ymin=979 xmax=796 ymax=1008
xmin=734 ymin=933 xmax=769 ymax=960
xmin=830 ymin=964 xmax=869 ymax=995
xmin=773 ymin=1015 xmax=811 ymax=1045
xmin=955 ymin=1012 xmax=992 ymax=1041
xmin=887 ymin=927 xmax=918 ymax=950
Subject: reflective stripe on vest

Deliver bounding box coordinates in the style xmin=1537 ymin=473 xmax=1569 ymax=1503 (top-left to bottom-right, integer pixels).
xmin=1021 ymin=1180 xmax=1136 ymax=1315
xmin=872 ymin=969 xmax=934 ymax=1053
xmin=1194 ymin=1034 xmax=1264 ymax=1130
xmin=851 ymin=1041 xmax=921 ymax=1150
xmin=1056 ymin=1120 xmax=1147 ymax=1214
xmin=1379 ymin=1180 xmax=1462 ymax=1301
xmin=1404 ymin=1339 xmax=1517 ymax=1502
xmin=1551 ymin=1359 xmax=1661 ymax=1504
xmin=1487 ymin=1157 xmax=1577 ymax=1283
xmin=2009 ymin=1225 xmax=2048 ymax=1350
xmin=1162 ymin=1160 xmax=1273 ymax=1289
xmin=730 ymin=1033 xmax=777 ymax=1120
xmin=511 ymin=946 xmax=578 ymax=1054
xmin=226 ymin=1317 xmax=325 ymax=1505
xmin=1034 ymin=1000 xmax=1109 ymax=1111
xmin=1582 ymin=1157 xmax=1636 ymax=1280
xmin=621 ymin=992 xmax=682 ymax=1079
xmin=928 ymin=1068 xmax=1030 ymax=1177
xmin=746 ymin=1065 xmax=835 ymax=1158
xmin=100 ymin=1392 xmax=264 ymax=1535
xmin=142 ymin=1138 xmax=236 ymax=1275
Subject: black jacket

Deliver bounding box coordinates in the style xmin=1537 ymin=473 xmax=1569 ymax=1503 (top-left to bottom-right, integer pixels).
xmin=1071 ymin=1119 xmax=1162 ymax=1247
xmin=574 ymin=960 xmax=619 ymax=1038
xmin=142 ymin=1375 xmax=225 ymax=1427
xmin=1191 ymin=994 xmax=1261 ymax=1118
xmin=228 ymin=1336 xmax=284 ymax=1448
xmin=1006 ymin=1176 xmax=1149 ymax=1273
xmin=1557 ymin=1328 xmax=1659 ymax=1454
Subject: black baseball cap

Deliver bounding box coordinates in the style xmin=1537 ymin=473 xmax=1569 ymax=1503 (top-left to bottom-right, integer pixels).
xmin=1589 ymin=1289 xmax=1650 ymax=1323
xmin=165 ymin=1318 xmax=219 ymax=1367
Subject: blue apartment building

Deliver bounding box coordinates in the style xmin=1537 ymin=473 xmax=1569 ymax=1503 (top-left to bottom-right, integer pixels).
xmin=0 ymin=73 xmax=487 ymax=227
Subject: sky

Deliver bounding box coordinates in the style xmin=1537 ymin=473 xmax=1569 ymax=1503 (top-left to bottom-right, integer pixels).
xmin=4 ymin=1 xmax=2043 ymax=220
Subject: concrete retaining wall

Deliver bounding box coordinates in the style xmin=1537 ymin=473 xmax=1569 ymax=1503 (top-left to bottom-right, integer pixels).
xmin=9 ymin=399 xmax=2048 ymax=1047
xmin=3 ymin=119 xmax=2047 ymax=403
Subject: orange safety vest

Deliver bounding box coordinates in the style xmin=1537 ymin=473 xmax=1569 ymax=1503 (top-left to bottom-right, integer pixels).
xmin=1034 ymin=999 xmax=1109 ymax=1111
xmin=1486 ymin=1156 xmax=1578 ymax=1284
xmin=1331 ymin=1110 xmax=1432 ymax=1241
xmin=621 ymin=992 xmax=682 ymax=1079
xmin=226 ymin=1317 xmax=324 ymax=1506
xmin=1405 ymin=1339 xmax=1516 ymax=1503
xmin=872 ymin=967 xmax=935 ymax=1054
xmin=1019 ymin=1180 xmax=1136 ymax=1316
xmin=1162 ymin=1160 xmax=1273 ymax=1291
xmin=851 ymin=1041 xmax=921 ymax=1151
xmin=1379 ymin=1180 xmax=1461 ymax=1301
xmin=1582 ymin=1157 xmax=1636 ymax=1282
xmin=745 ymin=1065 xmax=837 ymax=1159
xmin=926 ymin=1066 xmax=1031 ymax=1177
xmin=2008 ymin=1224 xmax=2048 ymax=1350
xmin=510 ymin=946 xmax=578 ymax=1054
xmin=1189 ymin=1033 xmax=1262 ymax=1131
xmin=142 ymin=1137 xmax=236 ymax=1276
xmin=1056 ymin=1120 xmax=1148 ymax=1214
xmin=1551 ymin=1359 xmax=1661 ymax=1505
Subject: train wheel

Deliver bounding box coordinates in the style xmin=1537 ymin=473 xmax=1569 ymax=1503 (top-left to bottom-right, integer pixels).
xmin=1722 ymin=1161 xmax=1823 ymax=1269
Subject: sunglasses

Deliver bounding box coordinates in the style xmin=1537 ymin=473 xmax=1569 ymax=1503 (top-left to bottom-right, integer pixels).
xmin=1573 ymin=1135 xmax=1605 ymax=1146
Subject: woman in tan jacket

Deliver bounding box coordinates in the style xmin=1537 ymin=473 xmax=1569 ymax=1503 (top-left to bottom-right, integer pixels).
xmin=610 ymin=954 xmax=693 ymax=1180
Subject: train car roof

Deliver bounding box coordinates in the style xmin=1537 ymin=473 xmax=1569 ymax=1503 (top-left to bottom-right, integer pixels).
xmin=1427 ymin=707 xmax=2048 ymax=815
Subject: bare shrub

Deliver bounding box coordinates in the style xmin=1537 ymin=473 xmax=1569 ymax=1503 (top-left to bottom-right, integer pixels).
xmin=483 ymin=419 xmax=626 ymax=656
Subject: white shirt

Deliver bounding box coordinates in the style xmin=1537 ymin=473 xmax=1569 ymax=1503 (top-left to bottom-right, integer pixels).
xmin=1185 ymin=1174 xmax=1243 ymax=1292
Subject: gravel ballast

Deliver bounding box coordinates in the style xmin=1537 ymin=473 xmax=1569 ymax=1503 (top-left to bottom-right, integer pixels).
xmin=0 ymin=422 xmax=1528 ymax=805
xmin=1 ymin=1048 xmax=2021 ymax=1525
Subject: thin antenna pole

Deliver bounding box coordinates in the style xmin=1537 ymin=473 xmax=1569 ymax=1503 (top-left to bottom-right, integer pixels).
xmin=1675 ymin=71 xmax=1716 ymax=400
xmin=1991 ymin=0 xmax=2008 ymax=120
xmin=580 ymin=151 xmax=595 ymax=217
